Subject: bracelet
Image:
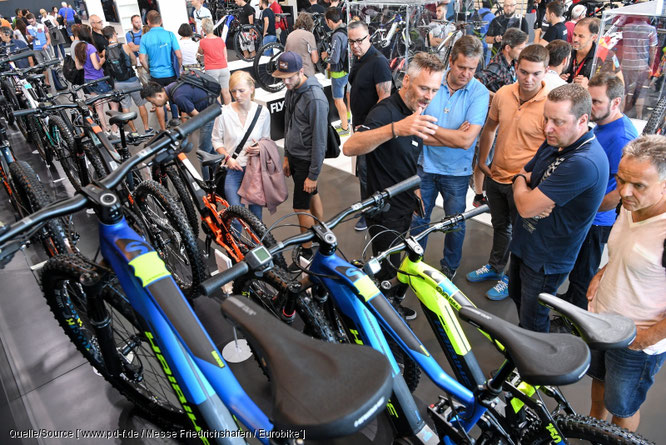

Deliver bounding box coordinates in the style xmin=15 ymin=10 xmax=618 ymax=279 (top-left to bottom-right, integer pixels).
xmin=512 ymin=173 xmax=527 ymax=184
xmin=391 ymin=121 xmax=398 ymax=139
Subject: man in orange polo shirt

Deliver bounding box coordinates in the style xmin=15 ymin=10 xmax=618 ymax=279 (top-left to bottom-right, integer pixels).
xmin=466 ymin=44 xmax=549 ymax=301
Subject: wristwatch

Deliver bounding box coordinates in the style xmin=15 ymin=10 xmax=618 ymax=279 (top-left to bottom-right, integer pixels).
xmin=512 ymin=173 xmax=527 ymax=184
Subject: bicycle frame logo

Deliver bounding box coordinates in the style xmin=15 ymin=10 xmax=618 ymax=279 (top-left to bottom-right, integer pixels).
xmin=116 ymin=238 xmax=153 ymax=260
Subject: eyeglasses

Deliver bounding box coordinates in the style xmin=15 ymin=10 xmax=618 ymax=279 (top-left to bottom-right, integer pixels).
xmin=348 ymin=35 xmax=369 ymax=46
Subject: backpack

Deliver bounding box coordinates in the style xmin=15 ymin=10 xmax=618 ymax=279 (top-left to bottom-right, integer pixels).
xmin=62 ymin=54 xmax=84 ymax=85
xmin=325 ymin=122 xmax=341 ymax=159
xmin=106 ymin=44 xmax=133 ymax=82
xmin=332 ymin=27 xmax=349 ymax=73
xmin=171 ymin=70 xmax=221 ymax=105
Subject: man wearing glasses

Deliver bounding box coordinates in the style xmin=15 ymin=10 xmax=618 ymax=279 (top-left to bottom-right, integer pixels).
xmin=89 ymin=15 xmax=108 ymax=53
xmin=486 ymin=0 xmax=529 ymax=56
xmin=347 ymin=20 xmax=392 ymax=231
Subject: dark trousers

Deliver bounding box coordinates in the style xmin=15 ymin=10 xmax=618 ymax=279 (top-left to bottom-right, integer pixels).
xmin=562 ymin=224 xmax=612 ymax=310
xmin=486 ymin=177 xmax=517 ymax=273
xmin=367 ymin=211 xmax=413 ymax=282
xmin=508 ymin=254 xmax=568 ymax=333
xmin=357 ymin=154 xmax=368 ymax=199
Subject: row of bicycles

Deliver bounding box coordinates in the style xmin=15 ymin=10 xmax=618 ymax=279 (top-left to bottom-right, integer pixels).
xmin=0 ymin=45 xmax=656 ymax=443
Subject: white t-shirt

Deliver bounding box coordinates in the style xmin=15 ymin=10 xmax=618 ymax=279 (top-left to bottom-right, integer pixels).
xmin=193 ymin=6 xmax=213 ymax=35
xmin=211 ymin=102 xmax=271 ymax=167
xmin=590 ymin=206 xmax=666 ymax=354
xmin=543 ymin=70 xmax=566 ymax=92
xmin=179 ymin=38 xmax=200 ymax=66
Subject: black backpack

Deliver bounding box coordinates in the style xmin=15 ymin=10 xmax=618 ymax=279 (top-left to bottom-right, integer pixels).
xmin=106 ymin=44 xmax=133 ymax=82
xmin=172 ymin=70 xmax=221 ymax=104
xmin=62 ymin=54 xmax=84 ymax=85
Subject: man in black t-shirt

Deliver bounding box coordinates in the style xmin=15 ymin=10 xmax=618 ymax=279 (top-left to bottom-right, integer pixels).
xmin=89 ymin=14 xmax=108 ymax=53
xmin=259 ymin=0 xmax=277 ymax=52
xmin=235 ymin=0 xmax=256 ymax=25
xmin=344 ymin=52 xmax=444 ymax=286
xmin=308 ymin=0 xmax=326 ymax=14
xmin=347 ymin=20 xmax=393 ymax=230
xmin=486 ymin=1 xmax=529 ymax=55
xmin=535 ymin=1 xmax=567 ymax=45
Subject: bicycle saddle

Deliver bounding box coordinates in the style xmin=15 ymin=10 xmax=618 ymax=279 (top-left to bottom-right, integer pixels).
xmin=538 ymin=293 xmax=636 ymax=350
xmin=26 ymin=73 xmax=45 ymax=82
xmin=221 ymin=296 xmax=393 ymax=439
xmin=196 ymin=150 xmax=225 ymax=167
xmin=106 ymin=110 xmax=137 ymax=126
xmin=459 ymin=306 xmax=590 ymax=386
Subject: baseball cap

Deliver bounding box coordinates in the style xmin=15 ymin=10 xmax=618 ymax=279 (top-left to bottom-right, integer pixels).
xmin=272 ymin=51 xmax=303 ymax=78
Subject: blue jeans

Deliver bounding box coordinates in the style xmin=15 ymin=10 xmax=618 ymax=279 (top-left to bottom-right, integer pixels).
xmin=410 ymin=169 xmax=470 ymax=271
xmin=562 ymin=224 xmax=612 ymax=310
xmin=225 ymin=167 xmax=262 ymax=221
xmin=262 ymin=35 xmax=278 ymax=55
xmin=588 ymin=347 xmax=666 ymax=418
xmin=508 ymin=254 xmax=568 ymax=332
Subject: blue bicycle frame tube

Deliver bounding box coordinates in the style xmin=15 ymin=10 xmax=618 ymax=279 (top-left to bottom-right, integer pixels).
xmin=98 ymin=217 xmax=274 ymax=443
xmin=309 ymin=251 xmax=488 ymax=437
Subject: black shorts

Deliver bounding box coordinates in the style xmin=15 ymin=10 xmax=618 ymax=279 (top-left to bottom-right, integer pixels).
xmin=288 ymin=155 xmax=318 ymax=209
xmin=150 ymin=75 xmax=177 ymax=86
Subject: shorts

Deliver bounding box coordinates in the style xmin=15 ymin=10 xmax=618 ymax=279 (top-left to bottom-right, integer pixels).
xmin=66 ymin=23 xmax=73 ymax=37
xmin=239 ymin=31 xmax=256 ymax=52
xmin=85 ymin=79 xmax=112 ymax=94
xmin=206 ymin=68 xmax=230 ymax=90
xmin=588 ymin=346 xmax=666 ymax=418
xmin=622 ymin=68 xmax=650 ymax=100
xmin=115 ymin=77 xmax=147 ymax=109
xmin=287 ymin=154 xmax=318 ymax=209
xmin=150 ymin=75 xmax=177 ymax=87
xmin=330 ymin=73 xmax=348 ymax=99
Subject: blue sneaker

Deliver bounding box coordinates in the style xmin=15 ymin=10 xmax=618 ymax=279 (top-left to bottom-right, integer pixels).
xmin=466 ymin=264 xmax=502 ymax=282
xmin=486 ymin=275 xmax=509 ymax=301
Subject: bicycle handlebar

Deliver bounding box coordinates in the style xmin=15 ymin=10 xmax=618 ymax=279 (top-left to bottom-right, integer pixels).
xmin=199 ymin=175 xmax=422 ymax=296
xmin=74 ymin=76 xmax=111 ymax=92
xmin=371 ymin=204 xmax=490 ymax=264
xmin=13 ymin=102 xmax=79 ymax=117
xmin=0 ymin=50 xmax=35 ymax=65
xmin=0 ymin=104 xmax=222 ymax=249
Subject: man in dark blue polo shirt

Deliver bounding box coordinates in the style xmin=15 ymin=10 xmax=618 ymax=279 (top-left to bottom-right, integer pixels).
xmin=510 ymin=84 xmax=608 ymax=333
xmin=141 ymin=80 xmax=218 ymax=163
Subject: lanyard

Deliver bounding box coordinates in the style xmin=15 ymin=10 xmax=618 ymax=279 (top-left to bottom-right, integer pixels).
xmin=573 ymin=55 xmax=587 ymax=78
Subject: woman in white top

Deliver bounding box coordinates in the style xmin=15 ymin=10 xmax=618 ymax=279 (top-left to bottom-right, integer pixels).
xmin=178 ymin=23 xmax=200 ymax=71
xmin=212 ymin=71 xmax=271 ymax=220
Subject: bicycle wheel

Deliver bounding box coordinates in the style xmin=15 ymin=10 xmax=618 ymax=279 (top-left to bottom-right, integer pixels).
xmin=220 ymin=205 xmax=287 ymax=270
xmin=46 ymin=115 xmax=80 ymax=189
xmin=642 ymin=96 xmax=666 ymax=135
xmin=152 ymin=164 xmax=199 ymax=238
xmin=233 ymin=24 xmax=261 ymax=62
xmin=0 ymin=80 xmax=16 ymax=126
xmin=133 ymin=180 xmax=207 ymax=299
xmin=522 ymin=414 xmax=652 ymax=445
xmin=9 ymin=160 xmax=70 ymax=257
xmin=252 ymin=41 xmax=285 ymax=93
xmin=41 ymin=254 xmax=191 ymax=429
xmin=232 ymin=267 xmax=336 ymax=341
xmin=27 ymin=115 xmax=52 ymax=165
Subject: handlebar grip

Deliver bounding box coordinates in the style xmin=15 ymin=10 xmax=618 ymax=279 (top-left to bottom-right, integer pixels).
xmin=174 ymin=104 xmax=221 ymax=139
xmin=200 ymin=261 xmax=250 ymax=297
xmin=13 ymin=109 xmax=38 ymax=117
xmin=461 ymin=204 xmax=489 ymax=221
xmin=384 ymin=175 xmax=421 ymax=199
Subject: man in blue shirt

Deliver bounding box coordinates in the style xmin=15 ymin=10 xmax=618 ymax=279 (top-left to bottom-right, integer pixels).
xmin=139 ymin=10 xmax=182 ymax=130
xmin=411 ymin=36 xmax=490 ymax=280
xmin=25 ymin=14 xmax=51 ymax=86
xmin=560 ymin=73 xmax=638 ymax=310
xmin=58 ymin=1 xmax=75 ymax=40
xmin=510 ymin=84 xmax=609 ymax=333
xmin=141 ymin=80 xmax=217 ymax=167
xmin=0 ymin=27 xmax=31 ymax=69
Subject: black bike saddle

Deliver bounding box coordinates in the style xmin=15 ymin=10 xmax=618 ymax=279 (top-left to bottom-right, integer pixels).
xmin=459 ymin=306 xmax=590 ymax=386
xmin=196 ymin=150 xmax=225 ymax=167
xmin=221 ymin=296 xmax=393 ymax=439
xmin=106 ymin=110 xmax=138 ymax=126
xmin=538 ymin=293 xmax=636 ymax=350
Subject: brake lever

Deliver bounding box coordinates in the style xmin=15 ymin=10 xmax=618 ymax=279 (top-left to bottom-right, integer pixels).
xmin=0 ymin=239 xmax=24 ymax=269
